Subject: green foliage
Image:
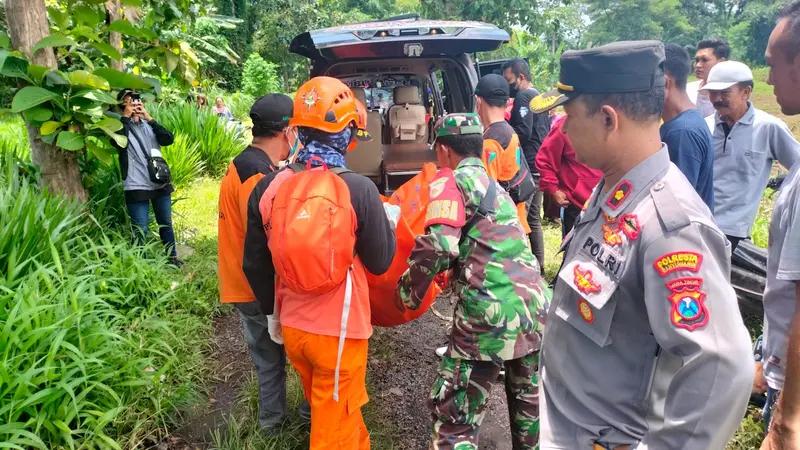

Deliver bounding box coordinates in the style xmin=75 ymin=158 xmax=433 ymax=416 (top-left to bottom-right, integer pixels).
xmin=725 ymin=1 xmax=790 ymax=65
xmin=160 ymin=133 xmax=206 ymax=188
xmin=241 ymin=53 xmax=281 ymax=98
xmin=726 ymin=410 xmax=765 ymax=450
xmin=480 ymin=29 xmax=564 ymax=90
xmin=150 ymin=103 xmax=247 ymax=176
xmin=0 ymin=163 xmax=212 ymax=449
xmin=2 ymin=50 xmax=147 ymax=161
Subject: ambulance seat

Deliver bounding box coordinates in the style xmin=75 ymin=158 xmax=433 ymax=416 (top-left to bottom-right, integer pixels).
xmin=346 ymin=88 xmax=383 ymax=177
xmin=389 ymin=87 xmax=427 ymax=144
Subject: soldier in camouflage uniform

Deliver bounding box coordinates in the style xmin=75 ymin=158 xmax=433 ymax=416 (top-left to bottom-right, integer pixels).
xmin=394 ymin=113 xmax=551 ymax=450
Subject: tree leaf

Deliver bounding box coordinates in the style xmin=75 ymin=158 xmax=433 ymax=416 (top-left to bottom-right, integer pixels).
xmin=164 ymin=51 xmax=179 ymax=73
xmin=0 ymin=31 xmax=9 ymax=50
xmin=48 ymin=7 xmax=70 ymax=30
xmin=25 ymin=106 xmax=53 ymax=122
xmin=76 ymin=52 xmax=95 ymax=71
xmin=91 ymin=117 xmax=124 ymax=134
xmin=75 ymin=105 xmax=105 ymax=120
xmin=108 ymin=19 xmax=152 ymax=39
xmin=27 ymin=65 xmax=50 ymax=85
xmin=11 ymin=86 xmax=59 ymax=113
xmin=40 ymin=121 xmax=64 ymax=136
xmin=31 ymin=35 xmax=77 ymax=55
xmin=93 ymin=68 xmax=152 ymax=90
xmin=142 ymin=77 xmax=162 ymax=96
xmin=122 ymin=0 xmax=143 ymax=5
xmin=70 ymin=70 xmax=110 ymax=90
xmin=56 ymin=131 xmax=85 ymax=151
xmin=41 ymin=132 xmax=57 ymax=144
xmin=0 ymin=50 xmax=30 ymax=80
xmin=91 ymin=43 xmax=122 ymax=61
xmin=45 ymin=70 xmax=70 ymax=87
xmin=105 ymin=130 xmax=128 ymax=148
xmin=74 ymin=5 xmax=103 ymax=27
xmin=86 ymin=137 xmax=114 ymax=165
xmin=74 ymin=90 xmax=118 ymax=104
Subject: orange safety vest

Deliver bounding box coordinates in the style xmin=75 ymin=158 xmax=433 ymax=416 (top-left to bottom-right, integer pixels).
xmin=482 ymin=134 xmax=531 ymax=233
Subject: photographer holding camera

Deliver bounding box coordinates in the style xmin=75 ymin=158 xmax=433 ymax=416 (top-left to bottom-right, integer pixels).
xmin=113 ymin=89 xmax=180 ymax=266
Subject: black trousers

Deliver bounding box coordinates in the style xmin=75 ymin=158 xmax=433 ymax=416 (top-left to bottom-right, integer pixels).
xmin=526 ymin=189 xmax=545 ymax=272
xmin=561 ymin=205 xmax=582 ymax=239
xmin=727 ymin=235 xmax=743 ymax=253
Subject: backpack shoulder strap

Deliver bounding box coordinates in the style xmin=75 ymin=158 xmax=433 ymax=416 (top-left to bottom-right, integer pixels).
xmin=330 ymin=167 xmax=352 ymax=176
xmin=462 ymin=180 xmax=496 ymax=236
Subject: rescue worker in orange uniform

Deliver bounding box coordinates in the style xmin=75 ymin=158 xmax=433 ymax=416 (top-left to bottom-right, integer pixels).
xmin=217 ymin=94 xmax=310 ymax=431
xmin=475 ymin=74 xmax=537 ymax=239
xmin=243 ymin=77 xmax=396 ymax=449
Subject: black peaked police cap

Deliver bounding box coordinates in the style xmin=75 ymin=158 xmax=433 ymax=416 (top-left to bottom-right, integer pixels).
xmin=529 ymin=40 xmax=666 ymax=114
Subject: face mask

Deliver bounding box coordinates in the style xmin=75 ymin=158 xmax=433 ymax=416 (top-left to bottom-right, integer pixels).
xmin=508 ymin=80 xmax=520 ymax=98
xmin=280 ymin=130 xmax=301 ymax=167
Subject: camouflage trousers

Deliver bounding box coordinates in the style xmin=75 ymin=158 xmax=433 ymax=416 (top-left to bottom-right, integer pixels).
xmin=428 ymin=352 xmax=540 ymax=450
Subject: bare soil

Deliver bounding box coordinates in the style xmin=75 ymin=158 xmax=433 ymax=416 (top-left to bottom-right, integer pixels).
xmin=369 ymin=296 xmax=514 ymax=450
xmin=173 ymin=311 xmax=252 ymax=447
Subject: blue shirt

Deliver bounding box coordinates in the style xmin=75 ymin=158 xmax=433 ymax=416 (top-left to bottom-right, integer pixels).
xmin=660 ymin=109 xmax=715 ymax=212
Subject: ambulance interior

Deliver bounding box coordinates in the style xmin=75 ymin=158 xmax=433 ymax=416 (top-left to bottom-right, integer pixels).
xmin=326 ymin=59 xmax=478 ymax=194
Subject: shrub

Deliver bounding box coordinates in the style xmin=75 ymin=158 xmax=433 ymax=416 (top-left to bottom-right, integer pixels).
xmin=150 ymin=104 xmax=246 ymax=176
xmin=226 ymin=91 xmax=256 ymax=122
xmin=0 ymin=165 xmax=211 ymax=449
xmin=161 ymin=134 xmax=206 ymax=188
xmin=241 ymin=53 xmax=282 ymax=98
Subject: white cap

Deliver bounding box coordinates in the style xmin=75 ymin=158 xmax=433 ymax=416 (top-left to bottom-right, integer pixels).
xmin=700 ymin=61 xmax=753 ymax=91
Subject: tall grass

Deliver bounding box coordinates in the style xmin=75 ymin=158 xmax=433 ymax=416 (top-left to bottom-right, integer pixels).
xmin=150 ymin=104 xmax=247 ymax=177
xmin=161 ymin=134 xmax=206 ymax=188
xmin=0 ymin=156 xmax=212 ymax=449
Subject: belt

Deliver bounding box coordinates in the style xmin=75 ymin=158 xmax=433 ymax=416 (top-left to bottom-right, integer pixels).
xmin=593 ymin=444 xmax=630 ymax=450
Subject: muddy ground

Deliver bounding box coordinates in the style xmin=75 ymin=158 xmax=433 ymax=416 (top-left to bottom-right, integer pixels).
xmin=369 ymin=295 xmax=514 ymax=450
xmin=178 ymin=296 xmax=516 ymax=449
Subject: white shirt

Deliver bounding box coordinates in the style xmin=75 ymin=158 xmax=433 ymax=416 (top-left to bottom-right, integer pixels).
xmin=706 ymin=103 xmax=800 ymax=237
xmin=764 ymin=159 xmax=800 ymax=390
xmin=687 ymin=80 xmax=716 ymax=119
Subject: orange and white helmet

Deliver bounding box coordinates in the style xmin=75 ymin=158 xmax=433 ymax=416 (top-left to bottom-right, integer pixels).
xmin=291 ymin=77 xmax=371 ymax=151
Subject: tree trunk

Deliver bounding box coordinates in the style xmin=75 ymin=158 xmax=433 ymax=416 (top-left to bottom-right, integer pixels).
xmin=106 ymin=0 xmax=124 ymax=71
xmin=4 ymin=0 xmax=88 ymax=201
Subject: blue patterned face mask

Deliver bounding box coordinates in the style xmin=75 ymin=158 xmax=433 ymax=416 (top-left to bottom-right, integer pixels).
xmin=296 ymin=127 xmax=352 ymax=168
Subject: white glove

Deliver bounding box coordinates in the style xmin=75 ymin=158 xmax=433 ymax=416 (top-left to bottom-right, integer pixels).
xmin=267 ymin=315 xmax=283 ymax=345
xmin=383 ymin=204 xmax=401 ymax=230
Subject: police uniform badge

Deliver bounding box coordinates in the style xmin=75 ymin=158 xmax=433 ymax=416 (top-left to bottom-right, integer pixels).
xmin=666 ymin=277 xmax=709 ymax=331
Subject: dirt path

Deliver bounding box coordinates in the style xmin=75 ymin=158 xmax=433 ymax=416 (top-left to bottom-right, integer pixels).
xmin=174 ymin=311 xmax=252 ymax=447
xmin=172 ymin=296 xmax=517 ymax=450
xmin=369 ymin=296 xmax=514 ymax=450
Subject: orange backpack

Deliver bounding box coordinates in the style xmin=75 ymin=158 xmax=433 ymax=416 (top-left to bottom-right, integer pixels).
xmin=268 ymin=157 xmax=357 ymax=295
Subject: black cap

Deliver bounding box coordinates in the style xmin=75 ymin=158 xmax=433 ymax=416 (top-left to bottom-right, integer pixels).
xmin=530 ymin=40 xmax=666 ymax=113
xmin=117 ymin=88 xmax=137 ymax=102
xmin=250 ymin=94 xmax=294 ymax=137
xmin=474 ymin=74 xmax=510 ymax=102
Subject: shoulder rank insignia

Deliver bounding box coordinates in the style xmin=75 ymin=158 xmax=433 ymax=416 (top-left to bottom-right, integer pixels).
xmin=653 ymin=251 xmax=703 ymax=277
xmin=667 ymin=277 xmax=708 ymax=331
xmin=573 ymin=264 xmax=601 ymax=294
xmin=424 ymin=169 xmax=466 ymax=229
xmin=606 ymin=180 xmax=632 ymax=210
xmin=578 ymin=299 xmax=594 ymax=323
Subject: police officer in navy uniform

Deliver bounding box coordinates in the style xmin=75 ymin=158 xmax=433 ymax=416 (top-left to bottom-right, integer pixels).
xmin=529 ymin=41 xmax=754 ymax=450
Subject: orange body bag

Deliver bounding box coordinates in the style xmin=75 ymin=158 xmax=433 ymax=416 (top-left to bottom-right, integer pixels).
xmin=368 ymin=163 xmax=442 ymax=327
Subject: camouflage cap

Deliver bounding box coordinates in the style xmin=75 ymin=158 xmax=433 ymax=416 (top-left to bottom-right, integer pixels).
xmin=433 ymin=113 xmax=484 ymax=140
